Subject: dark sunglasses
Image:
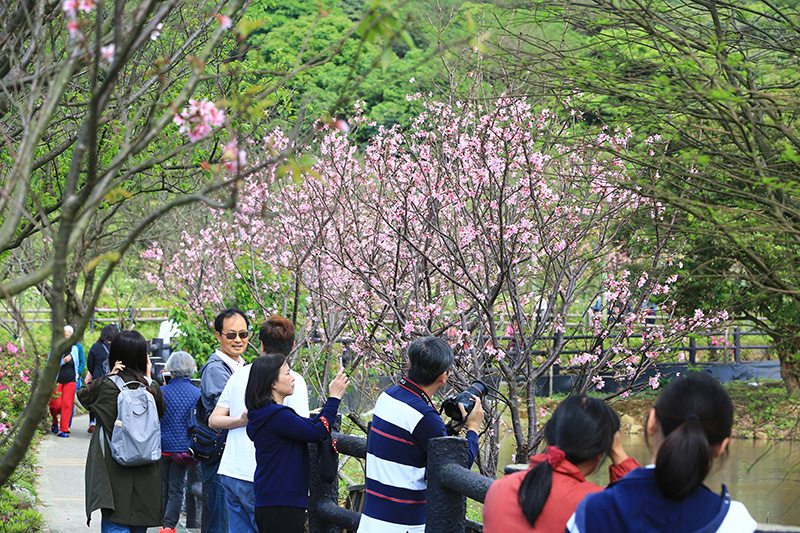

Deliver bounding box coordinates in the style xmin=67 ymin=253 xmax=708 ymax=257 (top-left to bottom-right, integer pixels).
xmin=222 ymin=331 xmax=249 ymax=340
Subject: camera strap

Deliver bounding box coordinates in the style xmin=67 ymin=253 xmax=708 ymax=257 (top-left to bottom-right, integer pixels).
xmin=398 ymin=377 xmax=434 ymax=408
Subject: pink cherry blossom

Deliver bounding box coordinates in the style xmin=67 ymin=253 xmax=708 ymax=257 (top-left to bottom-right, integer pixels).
xmin=215 ymin=14 xmax=232 ymax=29
xmin=67 ymin=21 xmax=81 ymax=37
xmin=174 ymin=99 xmax=225 ymax=142
xmin=188 ymin=123 xmax=211 ymax=143
xmin=145 ymin=95 xmax=732 ymax=461
xmin=222 ymin=140 xmax=247 ymax=173
xmin=151 ymin=22 xmax=164 ymax=40
xmin=62 ymin=0 xmax=78 ymax=17
xmin=100 ymin=44 xmax=115 ymax=62
xmin=77 ymin=0 xmax=94 ymax=13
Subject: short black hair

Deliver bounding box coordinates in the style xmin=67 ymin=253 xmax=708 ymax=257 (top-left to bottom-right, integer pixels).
xmin=406 ymin=337 xmax=453 ymax=386
xmin=259 ymin=316 xmax=295 ymax=356
xmin=245 ymin=353 xmax=286 ymax=411
xmin=99 ymin=324 xmax=120 ymax=344
xmin=214 ymin=307 xmax=249 ymax=333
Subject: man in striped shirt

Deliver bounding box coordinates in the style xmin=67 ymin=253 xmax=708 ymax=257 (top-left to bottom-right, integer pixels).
xmin=358 ymin=337 xmax=483 ymax=533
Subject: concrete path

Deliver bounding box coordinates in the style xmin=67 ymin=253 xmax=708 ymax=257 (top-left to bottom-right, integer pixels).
xmin=37 ymin=412 xmax=193 ymax=533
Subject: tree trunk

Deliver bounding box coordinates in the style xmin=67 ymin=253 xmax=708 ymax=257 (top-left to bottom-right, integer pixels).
xmin=780 ymin=360 xmax=800 ymax=396
xmin=773 ymin=331 xmax=800 ymax=396
xmin=498 ymin=361 xmax=527 ymax=464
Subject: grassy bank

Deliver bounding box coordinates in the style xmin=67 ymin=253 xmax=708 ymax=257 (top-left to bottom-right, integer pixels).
xmin=581 ymin=380 xmax=800 ymax=440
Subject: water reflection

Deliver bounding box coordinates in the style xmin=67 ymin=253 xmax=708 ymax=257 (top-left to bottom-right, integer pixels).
xmin=498 ymin=432 xmax=800 ymax=526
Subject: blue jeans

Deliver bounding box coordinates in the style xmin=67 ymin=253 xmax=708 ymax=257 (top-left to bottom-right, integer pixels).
xmin=220 ymin=475 xmax=257 ymax=533
xmin=160 ymin=456 xmax=188 ymax=528
xmin=100 ymin=509 xmax=147 ymax=533
xmin=201 ymin=458 xmax=229 ymax=533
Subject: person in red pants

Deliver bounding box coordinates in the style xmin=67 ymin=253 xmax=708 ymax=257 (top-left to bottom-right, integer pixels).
xmin=49 ymin=325 xmax=85 ymax=437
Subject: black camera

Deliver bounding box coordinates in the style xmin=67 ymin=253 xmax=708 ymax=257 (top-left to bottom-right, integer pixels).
xmin=442 ymin=380 xmax=488 ymax=427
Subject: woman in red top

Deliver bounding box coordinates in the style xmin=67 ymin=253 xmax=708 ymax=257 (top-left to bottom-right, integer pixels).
xmin=483 ymin=395 xmax=640 ymax=533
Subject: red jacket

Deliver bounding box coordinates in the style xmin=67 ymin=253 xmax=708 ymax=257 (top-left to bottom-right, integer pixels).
xmin=483 ymin=454 xmax=640 ymax=533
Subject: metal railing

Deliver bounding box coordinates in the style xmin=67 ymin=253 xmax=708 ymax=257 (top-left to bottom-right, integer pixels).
xmin=0 ymin=306 xmax=169 ymax=327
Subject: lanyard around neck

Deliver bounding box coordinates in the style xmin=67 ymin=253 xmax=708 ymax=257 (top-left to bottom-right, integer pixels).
xmin=398 ymin=377 xmax=433 ymax=407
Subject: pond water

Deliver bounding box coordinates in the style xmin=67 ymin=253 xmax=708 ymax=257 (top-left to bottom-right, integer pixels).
xmin=498 ymin=432 xmax=800 ymax=526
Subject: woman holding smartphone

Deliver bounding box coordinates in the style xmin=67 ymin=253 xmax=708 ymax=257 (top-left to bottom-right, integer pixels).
xmin=245 ymin=353 xmax=349 ymax=533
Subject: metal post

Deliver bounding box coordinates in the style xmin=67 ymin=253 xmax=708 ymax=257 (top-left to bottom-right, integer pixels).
xmin=308 ymin=426 xmax=342 ymax=533
xmin=184 ymin=463 xmax=202 ymax=529
xmin=426 ymin=437 xmax=470 ymax=533
xmin=308 ymin=418 xmax=364 ymax=532
xmin=734 ymin=327 xmax=741 ymax=363
xmin=689 ymin=337 xmax=697 ymax=365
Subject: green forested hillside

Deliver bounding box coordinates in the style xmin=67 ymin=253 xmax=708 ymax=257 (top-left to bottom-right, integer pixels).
xmin=240 ymin=0 xmax=504 ymax=135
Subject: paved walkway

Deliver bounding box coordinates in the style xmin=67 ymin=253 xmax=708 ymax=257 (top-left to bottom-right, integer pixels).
xmin=37 ymin=412 xmax=193 ymax=533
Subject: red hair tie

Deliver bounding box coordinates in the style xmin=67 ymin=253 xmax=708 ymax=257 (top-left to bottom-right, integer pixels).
xmin=546 ymin=445 xmax=566 ymax=467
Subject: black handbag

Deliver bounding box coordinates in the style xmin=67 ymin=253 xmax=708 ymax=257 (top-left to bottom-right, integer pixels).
xmin=187 ymin=398 xmax=227 ymax=462
xmin=318 ymin=432 xmax=337 ymax=483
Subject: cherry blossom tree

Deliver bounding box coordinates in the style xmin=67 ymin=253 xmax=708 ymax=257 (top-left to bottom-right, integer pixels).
xmin=0 ymin=0 xmax=410 ymax=486
xmin=145 ymin=93 xmax=729 ymax=472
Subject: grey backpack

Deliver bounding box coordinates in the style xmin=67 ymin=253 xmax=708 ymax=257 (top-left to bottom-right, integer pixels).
xmin=99 ymin=375 xmax=161 ymax=466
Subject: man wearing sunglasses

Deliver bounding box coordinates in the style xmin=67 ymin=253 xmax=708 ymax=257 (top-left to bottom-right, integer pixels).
xmin=199 ymin=308 xmax=250 ymax=533
xmin=208 ymin=315 xmax=310 ymax=533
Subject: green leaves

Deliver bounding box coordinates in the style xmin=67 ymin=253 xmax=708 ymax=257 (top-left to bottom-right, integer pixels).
xmin=104 ymin=188 xmax=132 ymax=204
xmin=277 ymin=154 xmax=319 ymax=183
xmin=235 ymin=18 xmax=267 ymax=39
xmin=85 ymin=251 xmax=121 ymax=272
xmin=358 ymin=0 xmax=411 ymax=46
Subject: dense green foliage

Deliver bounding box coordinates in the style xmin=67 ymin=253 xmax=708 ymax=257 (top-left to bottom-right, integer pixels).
xmin=241 ymin=0 xmax=503 ymax=138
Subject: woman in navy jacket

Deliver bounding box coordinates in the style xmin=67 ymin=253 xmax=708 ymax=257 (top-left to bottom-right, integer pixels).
xmin=246 ymin=353 xmax=349 ymax=533
xmin=567 ymin=372 xmax=756 ymax=533
xmin=159 ymin=351 xmax=200 ymax=533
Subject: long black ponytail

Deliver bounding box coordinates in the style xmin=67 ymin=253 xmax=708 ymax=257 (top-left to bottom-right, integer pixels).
xmin=517 ymin=395 xmax=619 ymax=527
xmin=651 ymin=371 xmax=732 ymax=500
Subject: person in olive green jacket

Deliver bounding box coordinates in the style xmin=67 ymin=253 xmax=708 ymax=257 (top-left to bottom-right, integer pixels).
xmin=78 ymin=330 xmax=166 ymax=532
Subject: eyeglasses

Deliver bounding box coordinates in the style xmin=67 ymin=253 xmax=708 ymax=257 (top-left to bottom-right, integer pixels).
xmin=221 ymin=331 xmax=249 ymax=340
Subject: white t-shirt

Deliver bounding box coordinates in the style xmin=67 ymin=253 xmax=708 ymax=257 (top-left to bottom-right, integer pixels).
xmin=217 ymin=364 xmax=310 ymax=481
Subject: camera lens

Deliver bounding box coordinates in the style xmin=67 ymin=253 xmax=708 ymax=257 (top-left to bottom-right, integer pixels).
xmin=443 ymin=380 xmax=488 ymax=423
xmin=463 ymin=380 xmax=488 ymax=399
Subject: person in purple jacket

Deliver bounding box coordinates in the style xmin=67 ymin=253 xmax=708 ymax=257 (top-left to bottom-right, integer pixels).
xmin=245 ymin=353 xmax=349 ymax=533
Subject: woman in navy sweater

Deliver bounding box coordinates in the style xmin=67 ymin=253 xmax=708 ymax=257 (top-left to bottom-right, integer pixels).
xmin=567 ymin=372 xmax=756 ymax=533
xmin=246 ymin=353 xmax=349 ymax=533
xmin=159 ymin=351 xmax=200 ymax=533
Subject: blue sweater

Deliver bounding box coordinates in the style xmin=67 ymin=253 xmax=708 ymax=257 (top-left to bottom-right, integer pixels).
xmin=569 ymin=466 xmax=755 ymax=533
xmin=246 ymin=397 xmax=340 ymax=509
xmin=160 ymin=377 xmax=200 ymax=453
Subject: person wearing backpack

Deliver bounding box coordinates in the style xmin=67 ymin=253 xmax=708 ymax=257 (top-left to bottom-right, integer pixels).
xmin=85 ymin=324 xmax=119 ymax=433
xmin=78 ymin=329 xmax=166 ymax=532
